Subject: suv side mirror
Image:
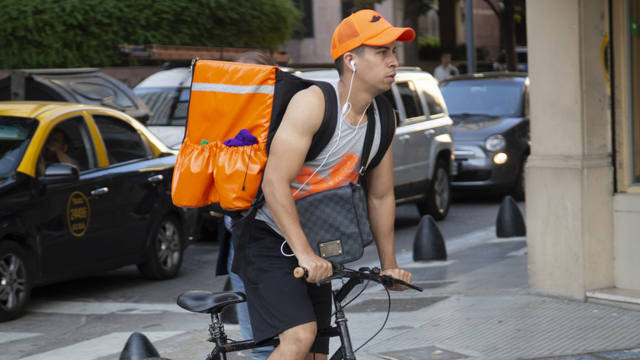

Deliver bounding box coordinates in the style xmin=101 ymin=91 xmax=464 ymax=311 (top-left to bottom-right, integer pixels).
xmin=42 ymin=163 xmax=79 ymax=183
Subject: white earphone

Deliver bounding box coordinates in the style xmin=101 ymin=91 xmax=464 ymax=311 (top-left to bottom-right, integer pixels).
xmin=350 ymin=59 xmax=356 ymax=72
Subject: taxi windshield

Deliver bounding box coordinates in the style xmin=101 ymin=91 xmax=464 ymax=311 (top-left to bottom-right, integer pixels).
xmin=0 ymin=116 xmax=38 ymax=179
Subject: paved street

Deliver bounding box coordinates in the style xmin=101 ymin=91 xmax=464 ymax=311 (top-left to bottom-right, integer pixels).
xmin=0 ymin=196 xmax=521 ymax=360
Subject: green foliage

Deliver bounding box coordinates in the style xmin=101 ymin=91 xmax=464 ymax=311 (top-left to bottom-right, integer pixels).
xmin=0 ymin=0 xmax=301 ymax=69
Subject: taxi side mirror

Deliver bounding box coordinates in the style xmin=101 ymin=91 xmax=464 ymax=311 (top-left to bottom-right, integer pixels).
xmin=41 ymin=163 xmax=79 ymax=184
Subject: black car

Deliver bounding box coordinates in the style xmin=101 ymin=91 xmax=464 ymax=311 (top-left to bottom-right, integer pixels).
xmin=440 ymin=73 xmax=529 ymax=199
xmin=0 ymin=101 xmax=197 ymax=322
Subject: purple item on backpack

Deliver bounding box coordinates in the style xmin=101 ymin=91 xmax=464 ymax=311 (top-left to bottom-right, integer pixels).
xmin=223 ymin=129 xmax=258 ymax=147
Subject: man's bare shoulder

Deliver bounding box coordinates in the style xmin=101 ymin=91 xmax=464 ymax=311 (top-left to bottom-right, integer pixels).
xmin=282 ymin=85 xmax=326 ymax=133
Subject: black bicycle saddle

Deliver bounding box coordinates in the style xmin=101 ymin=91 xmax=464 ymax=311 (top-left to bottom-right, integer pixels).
xmin=177 ymin=290 xmax=246 ymax=314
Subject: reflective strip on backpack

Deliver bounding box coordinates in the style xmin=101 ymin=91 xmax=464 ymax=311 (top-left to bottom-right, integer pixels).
xmin=191 ymin=82 xmax=274 ymax=95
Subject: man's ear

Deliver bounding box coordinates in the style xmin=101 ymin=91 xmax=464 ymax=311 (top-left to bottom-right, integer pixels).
xmin=343 ymin=54 xmax=356 ymax=72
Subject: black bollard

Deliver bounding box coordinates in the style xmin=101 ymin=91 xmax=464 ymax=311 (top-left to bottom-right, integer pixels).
xmin=496 ymin=195 xmax=526 ymax=237
xmin=221 ymin=276 xmax=239 ymax=324
xmin=119 ymin=332 xmax=163 ymax=360
xmin=413 ymin=215 xmax=447 ymax=261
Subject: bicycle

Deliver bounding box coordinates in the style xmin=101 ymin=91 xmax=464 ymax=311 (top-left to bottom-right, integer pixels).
xmin=119 ymin=264 xmax=422 ymax=360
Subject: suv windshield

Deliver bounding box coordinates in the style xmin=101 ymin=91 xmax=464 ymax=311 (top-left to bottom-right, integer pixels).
xmin=0 ymin=116 xmax=37 ymax=179
xmin=441 ymin=80 xmax=524 ymax=117
xmin=135 ymin=87 xmax=190 ymax=126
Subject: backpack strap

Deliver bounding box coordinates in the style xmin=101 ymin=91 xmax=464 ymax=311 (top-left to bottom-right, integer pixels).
xmin=358 ymin=101 xmax=378 ymax=175
xmin=307 ymin=81 xmax=338 ymax=161
xmin=366 ymin=94 xmax=396 ymax=170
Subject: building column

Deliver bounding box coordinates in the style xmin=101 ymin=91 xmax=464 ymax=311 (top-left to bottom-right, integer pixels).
xmin=525 ymin=0 xmax=614 ymax=299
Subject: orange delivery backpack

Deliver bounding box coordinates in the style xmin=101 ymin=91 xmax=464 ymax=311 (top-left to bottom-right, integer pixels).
xmin=171 ymin=59 xmax=395 ymax=213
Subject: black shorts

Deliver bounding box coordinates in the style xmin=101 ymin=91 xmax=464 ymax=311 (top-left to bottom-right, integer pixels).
xmin=241 ymin=220 xmax=331 ymax=354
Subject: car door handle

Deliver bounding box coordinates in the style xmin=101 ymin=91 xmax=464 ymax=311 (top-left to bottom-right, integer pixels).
xmin=424 ymin=129 xmax=435 ymax=136
xmin=398 ymin=134 xmax=411 ymax=141
xmin=90 ymin=187 xmax=109 ymax=196
xmin=147 ymin=174 xmax=164 ymax=183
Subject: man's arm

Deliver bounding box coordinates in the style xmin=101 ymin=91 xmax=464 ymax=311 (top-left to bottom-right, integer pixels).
xmin=365 ymin=142 xmax=412 ymax=287
xmin=261 ymin=85 xmax=333 ymax=283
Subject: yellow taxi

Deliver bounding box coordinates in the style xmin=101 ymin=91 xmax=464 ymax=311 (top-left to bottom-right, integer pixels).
xmin=0 ymin=102 xmax=197 ymax=321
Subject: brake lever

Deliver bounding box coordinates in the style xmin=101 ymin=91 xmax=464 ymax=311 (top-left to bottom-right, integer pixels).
xmin=380 ymin=275 xmax=423 ymax=292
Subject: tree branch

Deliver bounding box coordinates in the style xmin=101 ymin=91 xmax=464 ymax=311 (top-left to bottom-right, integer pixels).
xmin=482 ymin=0 xmax=501 ymax=17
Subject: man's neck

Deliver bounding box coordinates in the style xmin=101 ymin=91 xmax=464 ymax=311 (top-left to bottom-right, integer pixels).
xmin=337 ymin=78 xmax=375 ymax=121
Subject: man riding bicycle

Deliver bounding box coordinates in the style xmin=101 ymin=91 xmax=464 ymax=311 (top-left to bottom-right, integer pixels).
xmin=240 ymin=10 xmax=416 ymax=360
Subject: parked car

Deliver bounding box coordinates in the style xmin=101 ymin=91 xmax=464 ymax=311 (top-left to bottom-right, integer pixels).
xmin=0 ymin=101 xmax=198 ymax=322
xmin=493 ymin=46 xmax=528 ymax=72
xmin=439 ymin=72 xmax=530 ymax=199
xmin=133 ymin=67 xmax=191 ymax=149
xmin=0 ymin=68 xmax=152 ymax=124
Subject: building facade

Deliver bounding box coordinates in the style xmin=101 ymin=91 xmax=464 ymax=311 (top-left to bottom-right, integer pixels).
xmin=285 ymin=0 xmax=404 ymax=65
xmin=526 ymin=0 xmax=640 ymax=306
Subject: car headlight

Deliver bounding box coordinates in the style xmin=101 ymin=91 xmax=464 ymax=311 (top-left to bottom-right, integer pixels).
xmin=485 ymin=134 xmax=506 ymax=151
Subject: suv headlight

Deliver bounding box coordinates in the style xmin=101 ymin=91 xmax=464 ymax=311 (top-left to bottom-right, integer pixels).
xmin=485 ymin=134 xmax=506 ymax=151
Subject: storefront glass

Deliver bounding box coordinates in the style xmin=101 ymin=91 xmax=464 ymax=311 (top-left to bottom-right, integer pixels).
xmin=632 ymin=0 xmax=640 ymax=183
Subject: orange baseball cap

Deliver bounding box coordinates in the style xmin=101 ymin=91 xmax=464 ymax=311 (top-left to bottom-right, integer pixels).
xmin=330 ymin=9 xmax=416 ymax=60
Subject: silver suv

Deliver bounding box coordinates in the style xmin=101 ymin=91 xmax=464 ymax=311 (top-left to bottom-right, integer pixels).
xmin=296 ymin=68 xmax=454 ymax=220
xmin=136 ymin=67 xmax=454 ymax=220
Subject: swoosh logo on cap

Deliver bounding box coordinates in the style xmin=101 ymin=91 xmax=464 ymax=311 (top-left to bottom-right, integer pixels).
xmin=371 ymin=15 xmax=381 ymax=22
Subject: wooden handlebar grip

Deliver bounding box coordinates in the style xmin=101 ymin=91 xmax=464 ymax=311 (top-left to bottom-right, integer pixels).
xmin=293 ymin=267 xmax=307 ymax=279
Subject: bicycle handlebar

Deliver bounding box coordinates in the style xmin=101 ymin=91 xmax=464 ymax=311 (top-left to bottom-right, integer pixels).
xmin=293 ymin=264 xmax=423 ymax=292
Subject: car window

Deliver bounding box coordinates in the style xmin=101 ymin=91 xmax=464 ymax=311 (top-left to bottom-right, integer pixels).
xmin=38 ymin=116 xmax=96 ymax=175
xmin=93 ymin=115 xmax=152 ymax=164
xmin=135 ymin=87 xmax=189 ymax=126
xmin=0 ymin=116 xmax=37 ymax=179
xmin=416 ymin=79 xmax=447 ymax=118
xmin=440 ymin=80 xmax=525 ymax=117
xmin=396 ymin=81 xmax=424 ymax=120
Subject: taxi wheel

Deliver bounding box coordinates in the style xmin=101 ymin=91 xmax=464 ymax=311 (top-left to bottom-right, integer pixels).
xmin=138 ymin=215 xmax=183 ymax=280
xmin=417 ymin=160 xmax=451 ymax=221
xmin=0 ymin=241 xmax=32 ymax=322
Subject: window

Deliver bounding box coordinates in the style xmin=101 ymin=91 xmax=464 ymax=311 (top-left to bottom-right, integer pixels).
xmin=0 ymin=116 xmax=37 ymax=178
xmin=632 ymin=0 xmax=640 ymax=183
xmin=416 ymin=79 xmax=447 ymax=118
xmin=293 ymin=0 xmax=314 ymax=38
xmin=342 ymin=0 xmax=355 ymax=18
xmin=93 ymin=115 xmax=151 ymax=164
xmin=38 ymin=116 xmax=96 ymax=175
xmin=136 ymin=87 xmax=189 ymax=126
xmin=396 ymin=81 xmax=424 ymax=120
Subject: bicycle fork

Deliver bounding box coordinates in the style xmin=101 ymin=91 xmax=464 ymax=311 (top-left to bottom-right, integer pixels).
xmin=332 ymin=298 xmax=356 ymax=360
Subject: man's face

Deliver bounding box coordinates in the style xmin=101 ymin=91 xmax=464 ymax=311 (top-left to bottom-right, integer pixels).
xmin=441 ymin=54 xmax=451 ymax=65
xmin=43 ymin=130 xmax=67 ymax=161
xmin=351 ymin=42 xmax=399 ymax=93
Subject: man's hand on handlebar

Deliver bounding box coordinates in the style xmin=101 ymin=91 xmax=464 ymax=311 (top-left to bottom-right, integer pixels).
xmin=296 ymin=252 xmax=333 ymax=283
xmin=381 ymin=268 xmax=412 ymax=291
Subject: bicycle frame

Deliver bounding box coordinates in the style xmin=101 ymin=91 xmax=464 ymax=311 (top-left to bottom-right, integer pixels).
xmin=207 ymin=275 xmax=367 ymax=360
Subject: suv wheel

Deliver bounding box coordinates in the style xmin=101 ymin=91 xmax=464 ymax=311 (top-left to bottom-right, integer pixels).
xmin=138 ymin=215 xmax=183 ymax=279
xmin=417 ymin=160 xmax=451 ymax=220
xmin=0 ymin=241 xmax=31 ymax=322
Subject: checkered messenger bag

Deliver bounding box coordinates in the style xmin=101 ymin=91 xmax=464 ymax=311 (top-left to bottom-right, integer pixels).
xmin=295 ymin=182 xmax=374 ymax=264
xmin=293 ymin=102 xmax=380 ymax=264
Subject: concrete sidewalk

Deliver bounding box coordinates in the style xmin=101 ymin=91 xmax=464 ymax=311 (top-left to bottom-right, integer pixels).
xmin=158 ymin=231 xmax=640 ymax=360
